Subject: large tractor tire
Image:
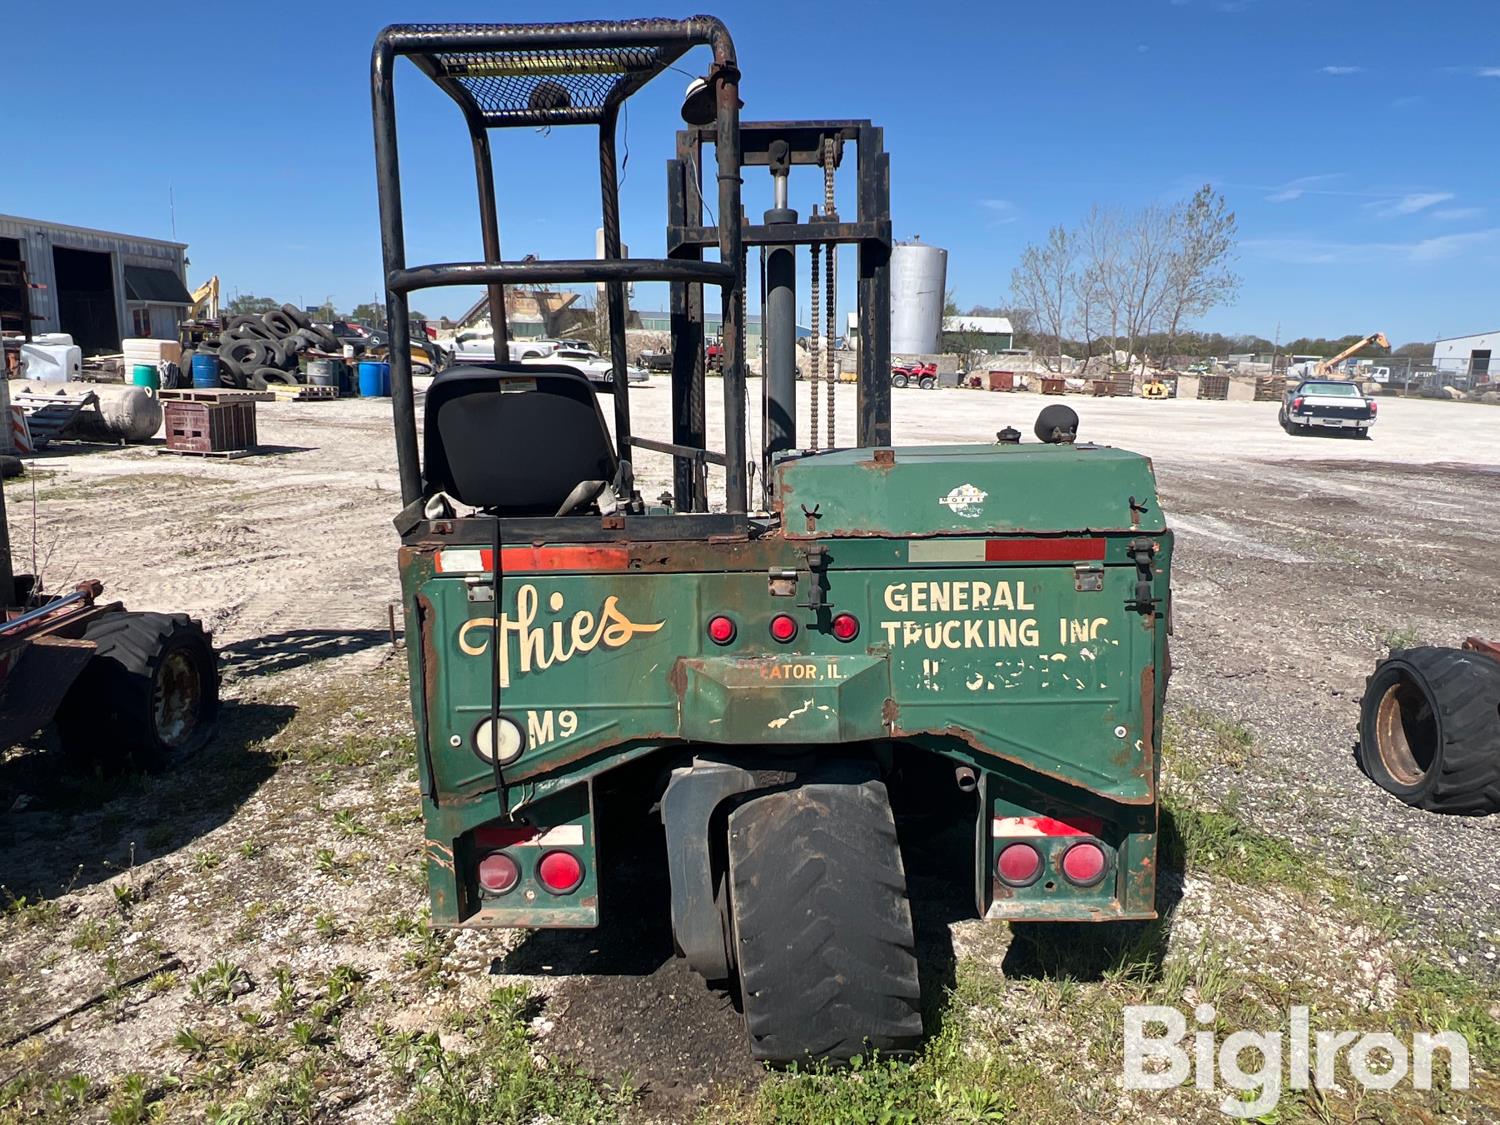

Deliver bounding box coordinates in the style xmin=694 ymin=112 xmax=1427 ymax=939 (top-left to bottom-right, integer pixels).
xmin=727 ymin=764 xmax=923 ymax=1063
xmin=1357 ymin=647 xmax=1500 ymax=815
xmin=56 ymin=612 xmax=219 ymax=770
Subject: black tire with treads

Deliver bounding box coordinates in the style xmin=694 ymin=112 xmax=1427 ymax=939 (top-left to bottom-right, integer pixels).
xmin=280 ymin=303 xmax=312 ymax=329
xmin=262 ymin=310 xmax=297 ymax=338
xmin=226 ymin=314 xmax=274 ymax=340
xmin=727 ymin=762 xmax=923 ymax=1063
xmin=1357 ymin=647 xmax=1500 ymax=815
xmin=56 ymin=612 xmax=219 ymax=770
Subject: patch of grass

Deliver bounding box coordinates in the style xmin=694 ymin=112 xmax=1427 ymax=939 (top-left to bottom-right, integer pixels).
xmin=195 ymin=850 xmax=223 ymax=873
xmin=2 ymin=887 xmax=62 ymax=928
xmin=105 ymin=1072 xmax=153 ymax=1125
xmin=381 ymin=985 xmax=634 ymax=1124
xmin=313 ymin=911 xmax=341 ymax=940
xmin=175 ymin=1025 xmax=215 ymax=1060
xmin=1171 ymin=706 xmax=1256 ymax=772
xmin=238 ymin=840 xmax=262 ymax=860
xmin=189 ymin=959 xmax=250 ymax=1006
xmin=71 ymin=916 xmax=117 ymax=953
xmin=1159 ymin=794 xmax=1323 ymax=897
xmin=333 ymin=810 xmax=368 ymax=838
xmin=1381 ymin=625 xmax=1426 ymax=651
xmin=205 ymin=1054 xmax=320 ymax=1125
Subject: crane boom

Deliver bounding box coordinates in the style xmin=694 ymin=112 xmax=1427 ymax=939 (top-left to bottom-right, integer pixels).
xmin=1316 ymin=331 xmax=1389 ymax=376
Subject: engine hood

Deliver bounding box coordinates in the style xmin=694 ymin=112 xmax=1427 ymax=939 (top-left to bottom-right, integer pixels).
xmin=773 ymin=443 xmax=1166 ymax=538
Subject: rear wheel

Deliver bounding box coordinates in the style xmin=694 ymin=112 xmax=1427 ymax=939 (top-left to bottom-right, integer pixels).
xmin=56 ymin=612 xmax=219 ymax=770
xmin=1357 ymin=647 xmax=1500 ymax=814
xmin=918 ymin=375 xmax=937 ymax=390
xmin=727 ymin=763 xmax=923 ymax=1063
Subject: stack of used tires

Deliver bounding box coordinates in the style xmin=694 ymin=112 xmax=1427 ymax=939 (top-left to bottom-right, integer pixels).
xmin=183 ymin=305 xmax=341 ymax=390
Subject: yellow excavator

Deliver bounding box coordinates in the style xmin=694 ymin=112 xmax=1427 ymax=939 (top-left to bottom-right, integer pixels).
xmin=1315 ymin=332 xmax=1389 ymax=377
xmin=188 ymin=276 xmax=220 ymax=320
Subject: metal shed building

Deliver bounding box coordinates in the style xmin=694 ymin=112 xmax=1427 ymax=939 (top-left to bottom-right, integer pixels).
xmin=1433 ymin=329 xmax=1496 ymax=385
xmin=0 ymin=214 xmax=191 ymax=355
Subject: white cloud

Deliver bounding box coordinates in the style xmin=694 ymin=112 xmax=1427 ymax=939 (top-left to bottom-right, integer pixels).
xmin=1320 ymin=65 xmax=1362 ymax=75
xmin=1265 ymin=173 xmax=1343 ymax=203
xmin=1432 ymin=206 xmax=1484 ymax=221
xmin=979 ymin=199 xmax=1018 ymax=224
xmin=1478 ymin=67 xmax=1500 ymax=78
xmin=1369 ymin=191 xmax=1455 ymax=218
xmin=1244 ymin=228 xmax=1499 ymax=265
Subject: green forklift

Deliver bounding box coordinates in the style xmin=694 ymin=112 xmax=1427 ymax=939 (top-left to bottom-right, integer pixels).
xmin=372 ymin=17 xmax=1171 ymax=1062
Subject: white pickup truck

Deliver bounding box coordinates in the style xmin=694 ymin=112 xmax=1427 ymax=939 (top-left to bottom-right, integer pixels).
xmin=1279 ymin=378 xmax=1377 ymax=438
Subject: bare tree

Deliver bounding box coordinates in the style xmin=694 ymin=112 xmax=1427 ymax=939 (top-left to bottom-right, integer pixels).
xmin=1010 ymin=188 xmax=1239 ymax=378
xmin=1159 ymin=186 xmax=1239 ymax=369
xmin=1010 ymin=225 xmax=1076 ymax=372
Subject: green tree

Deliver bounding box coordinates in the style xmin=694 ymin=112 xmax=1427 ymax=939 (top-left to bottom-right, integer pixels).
xmin=350 ymin=302 xmax=384 ymax=327
xmin=224 ymin=294 xmax=280 ymax=318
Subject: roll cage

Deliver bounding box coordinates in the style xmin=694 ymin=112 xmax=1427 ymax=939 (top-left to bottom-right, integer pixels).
xmin=371 ymin=17 xmax=892 ymax=528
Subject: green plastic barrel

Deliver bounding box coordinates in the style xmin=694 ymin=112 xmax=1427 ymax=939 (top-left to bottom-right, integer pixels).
xmin=131 ymin=363 xmax=160 ymax=391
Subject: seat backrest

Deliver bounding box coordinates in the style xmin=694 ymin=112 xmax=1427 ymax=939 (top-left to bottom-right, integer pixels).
xmin=424 ymin=364 xmax=617 ymax=515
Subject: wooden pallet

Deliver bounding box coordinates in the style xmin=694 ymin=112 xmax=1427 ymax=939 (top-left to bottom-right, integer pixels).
xmin=13 ymin=390 xmax=102 ymax=449
xmin=266 ymin=383 xmax=339 ymax=401
xmin=159 ymin=388 xmax=275 ymax=403
xmin=155 ymin=446 xmax=256 ymax=460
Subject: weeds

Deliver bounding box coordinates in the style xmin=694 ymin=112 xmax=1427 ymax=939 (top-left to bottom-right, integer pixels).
xmin=333 ymin=810 xmax=368 ymax=838
xmin=189 ymin=959 xmax=250 ymax=1006
xmin=1382 ymin=625 xmax=1426 ymax=651
xmin=382 ymin=986 xmax=633 ymax=1124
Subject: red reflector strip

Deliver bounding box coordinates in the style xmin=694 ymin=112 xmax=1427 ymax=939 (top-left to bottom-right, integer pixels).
xmin=436 ymin=546 xmax=631 ymax=574
xmin=984 ymin=538 xmax=1106 ymax=563
xmin=992 ymin=815 xmax=1105 ymax=838
xmin=473 ymin=824 xmax=585 ymax=849
xmin=474 ymin=826 xmax=538 ymax=848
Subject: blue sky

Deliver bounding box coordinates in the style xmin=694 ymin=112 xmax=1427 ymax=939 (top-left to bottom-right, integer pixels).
xmin=6 ymin=0 xmax=1496 ymax=343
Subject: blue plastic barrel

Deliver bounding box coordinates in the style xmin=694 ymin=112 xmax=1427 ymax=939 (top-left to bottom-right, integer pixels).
xmin=357 ymin=360 xmax=391 ymax=397
xmin=191 ymin=353 xmax=220 ymax=388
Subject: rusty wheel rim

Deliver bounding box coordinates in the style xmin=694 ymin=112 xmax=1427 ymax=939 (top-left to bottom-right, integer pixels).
xmin=1374 ymin=675 xmax=1438 ymax=787
xmin=153 ymin=649 xmax=203 ymax=749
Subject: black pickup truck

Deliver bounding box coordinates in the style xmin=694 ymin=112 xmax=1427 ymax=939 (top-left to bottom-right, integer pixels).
xmin=1279 ymin=378 xmax=1378 ymax=438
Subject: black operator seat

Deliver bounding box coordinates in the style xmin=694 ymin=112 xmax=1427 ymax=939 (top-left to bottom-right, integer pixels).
xmin=423 ymin=365 xmax=619 ymax=516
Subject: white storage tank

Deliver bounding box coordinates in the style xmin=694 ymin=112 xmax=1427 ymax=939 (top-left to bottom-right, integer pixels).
xmin=890 ymin=239 xmax=948 ymax=356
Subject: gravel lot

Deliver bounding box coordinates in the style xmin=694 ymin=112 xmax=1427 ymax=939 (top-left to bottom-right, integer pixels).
xmin=1 ymin=380 xmax=1496 ymax=1120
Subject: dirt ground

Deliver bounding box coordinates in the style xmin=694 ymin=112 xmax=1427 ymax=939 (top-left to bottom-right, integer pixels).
xmin=1 ymin=380 xmax=1497 ymax=1121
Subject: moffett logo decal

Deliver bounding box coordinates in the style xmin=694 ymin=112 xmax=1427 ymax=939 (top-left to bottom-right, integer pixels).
xmin=458 ymin=584 xmax=664 ymax=687
xmin=939 ymin=483 xmax=988 ymax=518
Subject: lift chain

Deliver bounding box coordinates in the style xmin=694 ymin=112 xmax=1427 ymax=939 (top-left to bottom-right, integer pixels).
xmin=822 ymin=137 xmax=837 ymax=449
xmin=808 ymin=214 xmax=821 ymax=451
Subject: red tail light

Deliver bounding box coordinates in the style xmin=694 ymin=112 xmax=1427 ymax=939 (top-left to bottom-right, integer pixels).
xmin=477 ymin=852 xmax=519 ymax=895
xmin=996 ymin=843 xmax=1042 ymax=886
xmin=769 ymin=614 xmax=798 ymax=643
xmin=1061 ymin=841 xmax=1107 ymax=886
xmin=537 ymin=850 xmax=584 ymax=895
xmin=1292 ymin=396 xmax=1304 ymax=411
xmin=831 ymin=613 xmax=860 ymax=642
xmin=1369 ymin=400 xmax=1378 ymax=414
xmin=707 ymin=615 xmax=736 ymax=645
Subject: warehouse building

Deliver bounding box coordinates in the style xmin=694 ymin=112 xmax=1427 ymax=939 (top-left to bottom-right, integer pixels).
xmin=0 ymin=214 xmax=191 ymax=355
xmin=941 ymin=314 xmax=1014 ymax=354
xmin=1433 ymin=329 xmax=1496 ymax=384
